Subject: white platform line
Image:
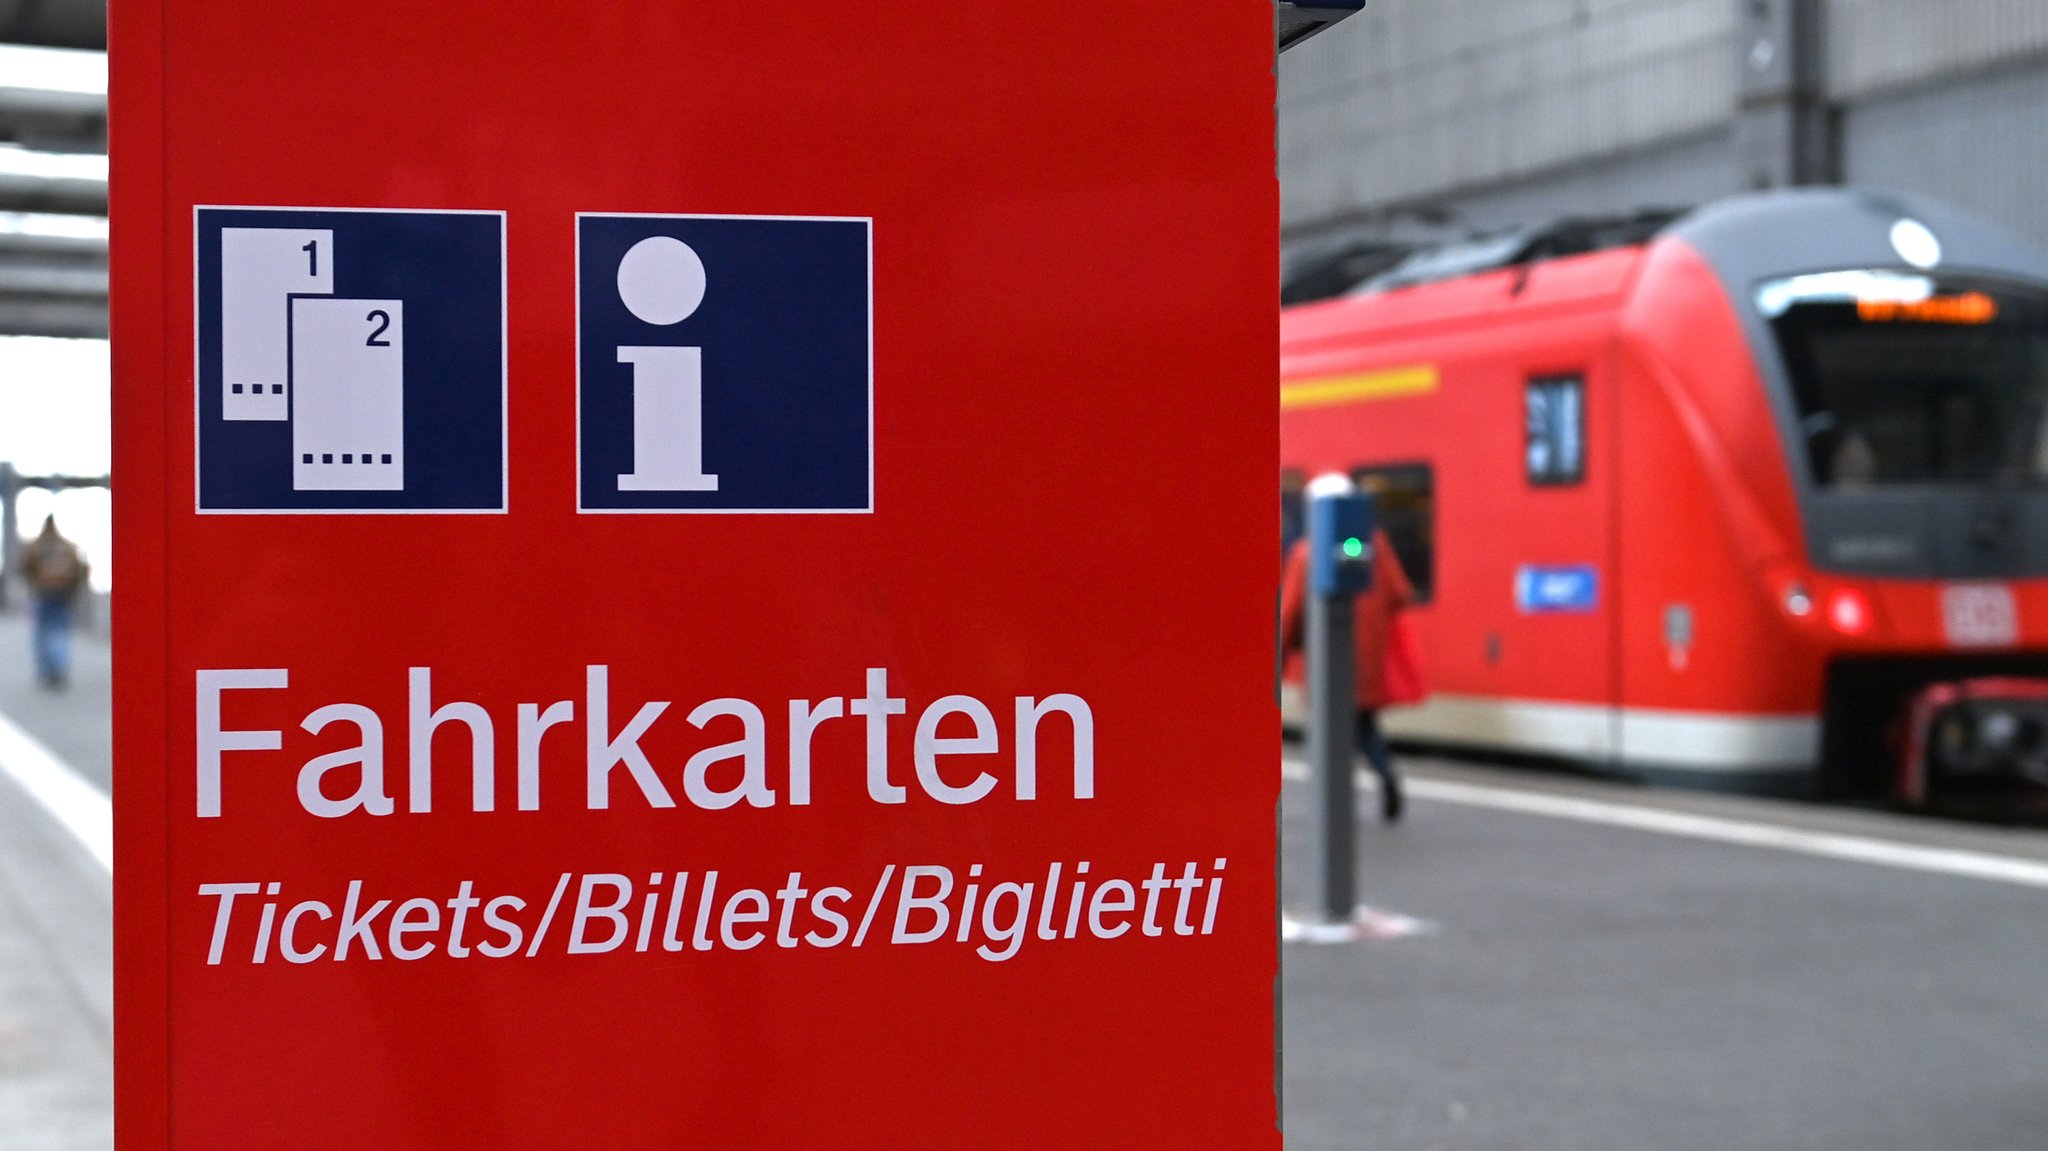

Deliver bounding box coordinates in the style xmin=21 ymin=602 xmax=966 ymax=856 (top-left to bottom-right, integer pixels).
xmin=0 ymin=708 xmax=111 ymax=873
xmin=1281 ymin=907 xmax=1436 ymax=944
xmin=1282 ymin=759 xmax=2048 ymax=891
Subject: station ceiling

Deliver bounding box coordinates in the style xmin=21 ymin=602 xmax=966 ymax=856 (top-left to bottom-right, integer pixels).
xmin=2 ymin=8 xmax=107 ymax=339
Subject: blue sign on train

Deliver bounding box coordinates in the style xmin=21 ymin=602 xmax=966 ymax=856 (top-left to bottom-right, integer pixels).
xmin=1515 ymin=564 xmax=1600 ymax=613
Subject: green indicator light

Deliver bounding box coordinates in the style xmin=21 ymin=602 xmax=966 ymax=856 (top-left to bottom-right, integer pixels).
xmin=1342 ymin=537 xmax=1365 ymax=559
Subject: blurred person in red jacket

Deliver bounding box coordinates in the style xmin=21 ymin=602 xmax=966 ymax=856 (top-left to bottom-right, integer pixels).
xmin=1281 ymin=474 xmax=1417 ymax=822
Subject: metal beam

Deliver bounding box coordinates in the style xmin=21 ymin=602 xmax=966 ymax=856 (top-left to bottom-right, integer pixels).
xmin=0 ymin=224 xmax=104 ymax=259
xmin=0 ymin=84 xmax=102 ymax=121
xmin=0 ymin=168 xmax=104 ymax=214
xmin=0 ymin=0 xmax=106 ymax=51
xmin=0 ymin=294 xmax=106 ymax=338
xmin=0 ymin=261 xmax=103 ymax=296
xmin=0 ymin=83 xmax=105 ymax=148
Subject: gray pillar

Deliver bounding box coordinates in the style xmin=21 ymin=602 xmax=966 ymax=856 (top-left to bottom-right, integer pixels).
xmin=1305 ymin=584 xmax=1358 ymax=924
xmin=0 ymin=462 xmax=16 ymax=613
xmin=1737 ymin=0 xmax=1835 ymax=190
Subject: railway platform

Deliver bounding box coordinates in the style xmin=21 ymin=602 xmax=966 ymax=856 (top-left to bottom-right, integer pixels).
xmin=1283 ymin=750 xmax=2048 ymax=1150
xmin=0 ymin=607 xmax=110 ymax=1151
xmin=3 ymin=611 xmax=2048 ymax=1148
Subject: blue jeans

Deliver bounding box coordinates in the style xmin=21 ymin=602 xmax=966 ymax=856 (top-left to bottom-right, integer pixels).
xmin=33 ymin=596 xmax=73 ymax=684
xmin=1357 ymin=709 xmax=1395 ymax=787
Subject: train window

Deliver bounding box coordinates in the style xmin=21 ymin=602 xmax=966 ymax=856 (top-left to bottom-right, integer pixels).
xmin=1350 ymin=463 xmax=1436 ymax=603
xmin=1758 ymin=271 xmax=2048 ymax=487
xmin=1280 ymin=468 xmax=1307 ymax=562
xmin=1525 ymin=375 xmax=1586 ymax=485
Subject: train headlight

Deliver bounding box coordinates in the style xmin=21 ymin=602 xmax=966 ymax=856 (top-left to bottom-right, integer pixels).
xmin=1783 ymin=583 xmax=1813 ymax=617
xmin=1980 ymin=709 xmax=2022 ymax=751
xmin=1826 ymin=587 xmax=1873 ymax=636
xmin=1891 ymin=218 xmax=1943 ymax=270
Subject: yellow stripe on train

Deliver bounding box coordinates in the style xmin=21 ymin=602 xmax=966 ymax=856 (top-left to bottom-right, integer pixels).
xmin=1280 ymin=364 xmax=1438 ymax=409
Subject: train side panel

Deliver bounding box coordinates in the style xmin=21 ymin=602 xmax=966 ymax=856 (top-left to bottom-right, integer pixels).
xmin=1282 ymin=254 xmax=1638 ymax=758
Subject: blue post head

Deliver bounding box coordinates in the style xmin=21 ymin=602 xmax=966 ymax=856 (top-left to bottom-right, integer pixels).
xmin=1305 ymin=474 xmax=1375 ymax=599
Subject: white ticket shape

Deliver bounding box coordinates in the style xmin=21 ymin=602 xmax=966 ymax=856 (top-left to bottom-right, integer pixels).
xmin=221 ymin=227 xmax=333 ymax=420
xmin=290 ymin=297 xmax=405 ymax=492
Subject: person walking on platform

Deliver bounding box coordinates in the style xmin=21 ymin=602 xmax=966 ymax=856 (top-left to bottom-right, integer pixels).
xmin=21 ymin=515 xmax=89 ymax=689
xmin=1281 ymin=476 xmax=1420 ymax=822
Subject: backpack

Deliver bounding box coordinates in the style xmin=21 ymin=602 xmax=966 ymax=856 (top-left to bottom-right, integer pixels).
xmin=29 ymin=541 xmax=84 ymax=597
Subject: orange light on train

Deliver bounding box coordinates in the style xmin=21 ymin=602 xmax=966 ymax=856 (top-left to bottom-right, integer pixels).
xmin=1856 ymin=292 xmax=1998 ymax=325
xmin=1827 ymin=587 xmax=1875 ymax=636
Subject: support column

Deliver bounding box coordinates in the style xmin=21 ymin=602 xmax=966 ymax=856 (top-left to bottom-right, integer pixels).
xmin=1737 ymin=0 xmax=1836 ymax=189
xmin=0 ymin=462 xmax=16 ymax=613
xmin=1306 ymin=586 xmax=1358 ymax=923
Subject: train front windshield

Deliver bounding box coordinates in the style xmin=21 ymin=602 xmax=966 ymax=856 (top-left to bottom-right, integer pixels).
xmin=1757 ymin=270 xmax=2048 ymax=488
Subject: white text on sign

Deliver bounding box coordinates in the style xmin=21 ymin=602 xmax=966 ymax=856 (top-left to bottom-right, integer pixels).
xmin=196 ymin=860 xmax=1227 ymax=968
xmin=196 ymin=666 xmax=1095 ymax=817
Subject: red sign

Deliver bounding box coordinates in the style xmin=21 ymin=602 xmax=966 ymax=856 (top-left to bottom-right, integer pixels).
xmin=113 ymin=4 xmax=1278 ymax=1146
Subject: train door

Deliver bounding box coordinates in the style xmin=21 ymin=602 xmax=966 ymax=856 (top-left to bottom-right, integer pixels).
xmin=1363 ymin=331 xmax=1620 ymax=765
xmin=1512 ymin=359 xmax=1623 ymax=761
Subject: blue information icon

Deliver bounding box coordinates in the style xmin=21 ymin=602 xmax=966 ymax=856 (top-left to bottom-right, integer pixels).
xmin=194 ymin=206 xmax=506 ymax=513
xmin=576 ymin=213 xmax=873 ymax=512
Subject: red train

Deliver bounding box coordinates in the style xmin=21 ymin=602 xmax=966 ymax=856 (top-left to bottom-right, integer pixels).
xmin=1280 ymin=188 xmax=2048 ymax=802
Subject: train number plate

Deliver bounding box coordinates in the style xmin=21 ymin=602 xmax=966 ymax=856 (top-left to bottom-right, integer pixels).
xmin=1942 ymin=584 xmax=2019 ymax=647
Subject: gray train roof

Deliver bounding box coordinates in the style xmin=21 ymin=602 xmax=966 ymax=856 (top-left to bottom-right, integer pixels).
xmin=1282 ymin=189 xmax=2048 ymax=306
xmin=1282 ymin=209 xmax=1682 ymax=303
xmin=1665 ymin=187 xmax=2048 ymax=291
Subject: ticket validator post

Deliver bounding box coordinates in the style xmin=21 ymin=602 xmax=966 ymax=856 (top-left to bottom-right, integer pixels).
xmin=1303 ymin=485 xmax=1376 ymax=926
xmin=112 ymin=4 xmax=1347 ymax=1146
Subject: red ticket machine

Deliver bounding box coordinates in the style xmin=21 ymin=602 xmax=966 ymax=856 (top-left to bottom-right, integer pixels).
xmin=113 ymin=4 xmax=1287 ymax=1146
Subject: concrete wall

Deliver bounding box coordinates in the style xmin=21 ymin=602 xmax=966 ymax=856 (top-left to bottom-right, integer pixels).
xmin=1280 ymin=0 xmax=2048 ymax=252
xmin=1435 ymin=128 xmax=1739 ymax=232
xmin=1844 ymin=61 xmax=2048 ymax=256
xmin=1829 ymin=0 xmax=2048 ymax=99
xmin=1280 ymin=0 xmax=1734 ymax=235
